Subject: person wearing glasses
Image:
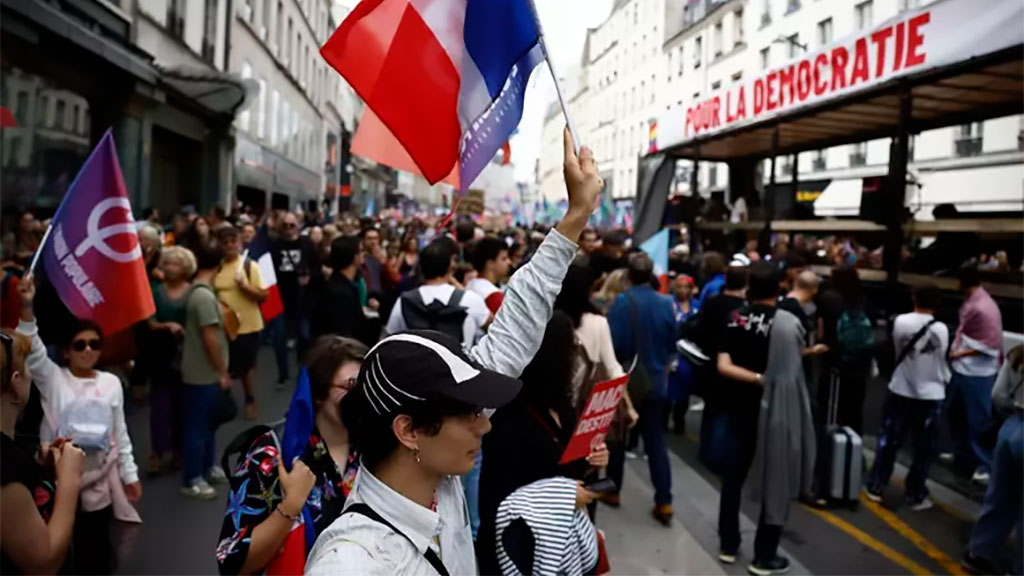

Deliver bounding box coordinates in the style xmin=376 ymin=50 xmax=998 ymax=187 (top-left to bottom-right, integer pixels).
xmin=215 ymin=336 xmax=367 ymax=575
xmin=269 ymin=211 xmax=321 ymax=386
xmin=15 ymin=277 xmax=142 ymax=575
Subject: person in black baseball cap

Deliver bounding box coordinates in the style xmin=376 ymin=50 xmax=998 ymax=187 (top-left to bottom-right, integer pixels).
xmin=307 ymin=128 xmax=604 ymax=576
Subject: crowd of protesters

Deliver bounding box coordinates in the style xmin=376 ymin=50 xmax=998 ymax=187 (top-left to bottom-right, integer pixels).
xmin=0 ymin=132 xmax=1019 ymax=575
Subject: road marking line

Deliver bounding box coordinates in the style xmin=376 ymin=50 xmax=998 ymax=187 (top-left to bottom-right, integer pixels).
xmin=859 ymin=493 xmax=967 ymax=575
xmin=801 ymin=504 xmax=931 ymax=576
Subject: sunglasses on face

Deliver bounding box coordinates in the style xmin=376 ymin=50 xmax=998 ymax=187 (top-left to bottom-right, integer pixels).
xmin=71 ymin=339 xmax=102 ymax=352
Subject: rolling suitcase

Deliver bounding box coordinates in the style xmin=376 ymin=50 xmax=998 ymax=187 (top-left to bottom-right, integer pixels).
xmin=826 ymin=371 xmax=862 ymax=507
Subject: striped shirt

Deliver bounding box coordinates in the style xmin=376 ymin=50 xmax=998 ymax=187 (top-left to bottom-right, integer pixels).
xmin=495 ymin=477 xmax=598 ymax=576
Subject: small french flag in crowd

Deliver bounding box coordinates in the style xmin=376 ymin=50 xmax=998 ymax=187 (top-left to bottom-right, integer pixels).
xmin=640 ymin=228 xmax=670 ymax=293
xmin=321 ymin=0 xmax=545 ymax=189
xmin=247 ymin=224 xmax=284 ymax=322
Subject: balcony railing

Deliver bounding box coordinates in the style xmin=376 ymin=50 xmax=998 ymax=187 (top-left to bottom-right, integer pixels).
xmin=849 ymin=151 xmax=867 ymax=166
xmin=955 ymin=137 xmax=983 ymax=157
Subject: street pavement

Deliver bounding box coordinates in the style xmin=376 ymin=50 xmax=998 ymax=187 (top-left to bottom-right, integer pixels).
xmin=115 ymin=348 xmax=1005 ymax=575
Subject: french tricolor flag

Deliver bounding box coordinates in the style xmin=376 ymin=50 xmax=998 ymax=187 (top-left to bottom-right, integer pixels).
xmin=321 ymin=0 xmax=545 ymax=189
xmin=248 ymin=224 xmax=284 ymax=322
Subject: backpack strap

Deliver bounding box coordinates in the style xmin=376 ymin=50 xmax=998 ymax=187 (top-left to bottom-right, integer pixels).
xmin=894 ymin=319 xmax=938 ymax=371
xmin=342 ymin=503 xmax=450 ymax=576
xmin=447 ymin=289 xmax=465 ymax=308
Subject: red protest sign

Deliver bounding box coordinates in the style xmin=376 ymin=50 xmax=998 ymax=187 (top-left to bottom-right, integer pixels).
xmin=560 ymin=373 xmax=630 ymax=464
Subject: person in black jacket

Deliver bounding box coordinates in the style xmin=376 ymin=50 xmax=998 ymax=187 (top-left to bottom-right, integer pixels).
xmin=314 ymin=236 xmax=372 ymax=346
xmin=477 ymin=311 xmax=608 ymax=575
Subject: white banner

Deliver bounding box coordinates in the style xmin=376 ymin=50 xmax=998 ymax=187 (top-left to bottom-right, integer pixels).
xmin=654 ymin=0 xmax=1024 ymax=152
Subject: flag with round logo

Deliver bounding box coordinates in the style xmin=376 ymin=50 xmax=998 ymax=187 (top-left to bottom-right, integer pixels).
xmin=41 ymin=129 xmax=155 ymax=335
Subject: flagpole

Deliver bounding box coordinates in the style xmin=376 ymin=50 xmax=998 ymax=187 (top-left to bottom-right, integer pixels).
xmin=527 ymin=0 xmax=582 ymax=153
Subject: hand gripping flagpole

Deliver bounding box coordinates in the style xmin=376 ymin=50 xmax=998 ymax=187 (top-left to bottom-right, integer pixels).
xmin=527 ymin=0 xmax=582 ymax=154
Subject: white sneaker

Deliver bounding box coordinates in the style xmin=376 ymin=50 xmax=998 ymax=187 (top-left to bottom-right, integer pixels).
xmin=971 ymin=470 xmax=990 ymax=485
xmin=690 ymin=399 xmax=706 ymax=412
xmin=909 ymin=498 xmax=934 ymax=512
xmin=181 ymin=479 xmax=217 ymax=500
xmin=206 ymin=466 xmax=228 ymax=485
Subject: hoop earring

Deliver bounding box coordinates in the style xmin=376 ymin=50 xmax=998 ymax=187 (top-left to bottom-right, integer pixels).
xmin=411 ymin=447 xmax=421 ymax=464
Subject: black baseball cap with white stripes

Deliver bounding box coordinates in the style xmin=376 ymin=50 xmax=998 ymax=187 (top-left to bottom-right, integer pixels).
xmin=357 ymin=331 xmax=522 ymax=415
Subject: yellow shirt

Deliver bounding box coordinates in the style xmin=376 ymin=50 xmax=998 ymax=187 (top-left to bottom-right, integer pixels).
xmin=213 ymin=258 xmax=265 ymax=334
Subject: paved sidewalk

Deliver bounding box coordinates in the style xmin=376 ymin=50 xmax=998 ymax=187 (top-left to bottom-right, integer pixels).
xmin=597 ymin=459 xmax=725 ymax=575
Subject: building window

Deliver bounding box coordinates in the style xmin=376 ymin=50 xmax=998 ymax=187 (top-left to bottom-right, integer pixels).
xmin=817 ymin=18 xmax=833 ymax=47
xmin=202 ymin=0 xmax=217 ymax=64
xmin=733 ymin=9 xmax=744 ymax=46
xmin=849 ymin=142 xmax=867 ymax=166
xmin=855 ymin=1 xmax=873 ymax=31
xmin=709 ymin=165 xmax=718 ymax=187
xmin=732 ymin=71 xmax=743 ymax=83
xmin=650 ymin=74 xmax=656 ymax=104
xmin=812 ymin=150 xmax=826 ymax=171
xmin=677 ymin=47 xmax=685 ymax=76
xmin=270 ymin=90 xmax=279 ymax=145
xmin=281 ymin=100 xmax=290 ymax=152
xmin=711 ymin=80 xmax=721 ymax=91
xmin=694 ymin=36 xmax=702 ymax=68
xmin=760 ymin=47 xmax=770 ymax=70
xmin=237 ymin=62 xmax=252 ymax=131
xmin=36 ymin=95 xmax=47 ymax=127
xmin=760 ymin=0 xmax=772 ymax=28
xmin=785 ymin=0 xmax=801 ymax=15
xmin=713 ymin=22 xmax=723 ymax=57
xmin=276 ymin=2 xmax=283 ymax=52
xmin=285 ymin=18 xmax=293 ymax=64
xmin=898 ymin=0 xmax=920 ymax=11
xmin=263 ymin=0 xmax=273 ymax=41
xmin=956 ymin=122 xmax=984 ymax=156
xmin=257 ymin=78 xmax=267 ymax=139
xmin=167 ymin=0 xmax=185 ymax=38
xmin=787 ymin=34 xmax=801 ymax=58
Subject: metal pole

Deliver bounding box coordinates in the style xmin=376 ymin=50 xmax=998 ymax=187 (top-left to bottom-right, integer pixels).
xmin=527 ymin=0 xmax=581 ymax=152
xmin=884 ymin=87 xmax=912 ymax=286
xmin=792 ymin=152 xmax=799 ymax=218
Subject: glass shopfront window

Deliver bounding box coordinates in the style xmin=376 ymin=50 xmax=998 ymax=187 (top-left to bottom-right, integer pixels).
xmin=1 ymin=66 xmax=92 ymax=215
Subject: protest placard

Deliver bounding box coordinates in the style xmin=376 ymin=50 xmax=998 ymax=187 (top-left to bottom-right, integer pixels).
xmin=560 ymin=373 xmax=630 ymax=464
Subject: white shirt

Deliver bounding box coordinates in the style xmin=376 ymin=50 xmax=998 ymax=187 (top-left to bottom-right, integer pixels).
xmin=729 ymin=197 xmax=748 ymax=223
xmin=952 ymin=334 xmax=1001 ymax=377
xmin=306 ymin=465 xmax=476 ymax=576
xmin=385 ymin=284 xmax=490 ymax=348
xmin=17 ymin=319 xmax=139 ymax=508
xmin=466 ymin=277 xmax=501 ymax=301
xmin=889 ymin=312 xmax=950 ymax=401
xmin=576 ymin=312 xmax=625 ymax=379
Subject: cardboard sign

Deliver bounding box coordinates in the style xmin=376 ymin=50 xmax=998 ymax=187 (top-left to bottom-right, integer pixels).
xmin=560 ymin=373 xmax=630 ymax=464
xmin=456 ymin=189 xmax=485 ymax=216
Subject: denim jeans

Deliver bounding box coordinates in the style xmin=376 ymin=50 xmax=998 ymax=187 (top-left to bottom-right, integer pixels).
xmin=638 ymin=396 xmax=672 ymax=506
xmin=182 ymin=384 xmax=220 ymax=485
xmin=462 ymin=449 xmax=482 ymax=540
xmin=969 ymin=413 xmax=1023 ymax=574
xmin=867 ymin=393 xmax=942 ymax=503
xmin=948 ymin=370 xmax=996 ymax=474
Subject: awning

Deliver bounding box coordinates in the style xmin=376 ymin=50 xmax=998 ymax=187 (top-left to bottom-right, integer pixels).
xmin=913 ymin=163 xmax=1024 ymax=215
xmin=157 ymin=65 xmax=257 ymax=118
xmin=653 ymin=0 xmax=1024 ymax=161
xmin=814 ymin=178 xmax=863 ymax=217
